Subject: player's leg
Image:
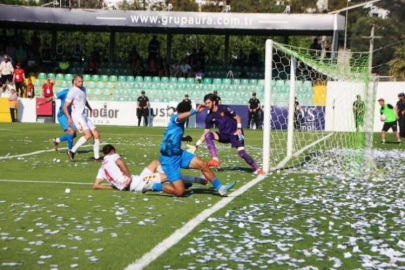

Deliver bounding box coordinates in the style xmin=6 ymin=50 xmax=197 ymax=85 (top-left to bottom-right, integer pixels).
xmin=188 ymin=155 xmax=236 ymax=196
xmin=381 ymin=125 xmax=387 ymax=144
xmin=55 ymin=115 xmax=75 ymax=151
xmin=137 ymin=109 xmax=141 ymax=126
xmin=247 ymin=112 xmax=253 ymax=129
xmin=205 ymin=131 xmax=221 ymax=167
xmin=392 ymin=123 xmax=401 ymax=143
xmin=68 ymin=115 xmax=92 ymax=161
xmin=231 ymin=134 xmax=264 ymax=174
xmin=90 ymin=126 xmax=101 ymax=160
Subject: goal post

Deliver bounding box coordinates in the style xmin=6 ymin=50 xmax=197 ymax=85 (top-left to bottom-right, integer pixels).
xmin=262 ymin=40 xmax=376 ymax=174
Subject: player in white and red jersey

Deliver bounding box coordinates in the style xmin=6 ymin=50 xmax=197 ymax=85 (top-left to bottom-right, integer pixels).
xmin=63 ymin=74 xmax=102 ymax=162
xmin=92 ymin=144 xmax=207 ymax=192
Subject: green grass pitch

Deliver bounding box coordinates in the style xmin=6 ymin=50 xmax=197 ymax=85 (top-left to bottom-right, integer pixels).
xmin=0 ymin=123 xmax=404 ymax=269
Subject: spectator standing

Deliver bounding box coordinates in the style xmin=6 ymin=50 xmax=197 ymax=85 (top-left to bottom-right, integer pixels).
xmin=26 ymin=79 xmax=35 ymax=99
xmin=42 ymin=78 xmax=54 ymax=98
xmin=147 ymin=58 xmax=159 ymax=76
xmin=248 ymin=92 xmax=261 ymax=129
xmin=137 ymin=91 xmax=149 ymax=127
xmin=12 ymin=62 xmax=25 ymax=97
xmin=179 ymin=60 xmax=191 ymax=78
xmin=182 ymin=94 xmax=192 ymax=128
xmin=26 ymin=51 xmax=39 ymax=74
xmin=378 ymin=98 xmax=401 ymax=144
xmin=159 ymin=60 xmax=170 ymax=77
xmin=213 ymin=90 xmax=221 ymax=105
xmin=14 ymin=44 xmax=27 ymax=65
xmin=0 ymin=55 xmax=14 ymax=84
xmin=293 ymin=97 xmax=302 ymax=130
xmin=148 ymin=35 xmax=160 ymax=60
xmin=396 ymin=92 xmax=405 ymax=138
xmin=353 ymin=95 xmax=365 ymax=131
xmin=132 ymin=59 xmax=144 ymax=77
xmin=8 ymin=88 xmax=18 ymax=122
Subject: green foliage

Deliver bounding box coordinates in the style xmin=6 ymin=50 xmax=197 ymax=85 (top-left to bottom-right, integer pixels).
xmin=389 ymin=44 xmax=405 ymax=79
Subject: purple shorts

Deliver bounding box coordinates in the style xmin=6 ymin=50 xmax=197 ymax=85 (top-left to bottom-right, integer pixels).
xmin=215 ymin=131 xmax=244 ymax=148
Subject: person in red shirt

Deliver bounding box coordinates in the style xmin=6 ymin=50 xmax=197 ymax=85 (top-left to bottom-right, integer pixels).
xmin=26 ymin=79 xmax=35 ymax=99
xmin=42 ymin=77 xmax=54 ymax=97
xmin=12 ymin=62 xmax=25 ymax=97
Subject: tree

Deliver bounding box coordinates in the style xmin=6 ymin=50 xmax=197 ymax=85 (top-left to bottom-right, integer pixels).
xmin=389 ymin=45 xmax=405 ymax=79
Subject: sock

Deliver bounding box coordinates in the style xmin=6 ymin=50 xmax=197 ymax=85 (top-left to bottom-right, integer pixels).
xmin=181 ymin=175 xmax=206 ymax=185
xmin=152 ymin=183 xmax=163 ymax=191
xmin=210 ymin=178 xmax=222 ymax=190
xmin=205 ymin=132 xmax=218 ymax=158
xmin=59 ymin=134 xmax=69 ymax=142
xmin=66 ymin=134 xmax=74 ymax=150
xmin=94 ymin=139 xmax=100 ymax=159
xmin=71 ymin=136 xmax=87 ymax=153
xmin=238 ymin=150 xmax=259 ymax=171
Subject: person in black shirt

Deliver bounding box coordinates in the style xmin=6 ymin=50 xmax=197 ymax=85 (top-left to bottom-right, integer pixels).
xmin=353 ymin=95 xmax=365 ymax=131
xmin=137 ymin=91 xmax=150 ymax=127
xmin=182 ymin=94 xmax=192 ymax=128
xmin=213 ymin=90 xmax=221 ymax=105
xmin=248 ymin=92 xmax=261 ymax=129
xmin=396 ymin=92 xmax=405 ymax=138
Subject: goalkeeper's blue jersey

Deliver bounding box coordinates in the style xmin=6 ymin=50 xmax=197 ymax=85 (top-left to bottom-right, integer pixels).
xmin=55 ymin=88 xmax=72 ymax=117
xmin=160 ymin=114 xmax=185 ymax=157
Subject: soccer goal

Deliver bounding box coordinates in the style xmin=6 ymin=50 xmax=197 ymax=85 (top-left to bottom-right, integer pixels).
xmin=262 ymin=40 xmax=377 ymax=174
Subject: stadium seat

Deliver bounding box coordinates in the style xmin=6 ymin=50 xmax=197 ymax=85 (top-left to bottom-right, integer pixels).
xmin=135 ymin=76 xmax=143 ymax=82
xmin=91 ymin=75 xmax=100 ymax=82
xmin=37 ymin=73 xmax=46 ymax=80
xmin=56 ymin=73 xmax=65 ymax=80
xmin=160 ymin=77 xmax=169 ymax=83
xmin=109 ymin=75 xmax=118 ymax=82
xmin=126 ymin=76 xmax=135 ymax=82
xmin=169 ymin=77 xmax=177 ymax=83
xmin=213 ymin=78 xmax=222 ymax=84
xmin=93 ymin=88 xmax=102 ymax=95
xmin=64 ymin=74 xmax=74 ymax=81
xmin=233 ymin=79 xmax=241 ymax=85
xmin=249 ymin=79 xmax=258 ymax=85
xmin=81 ymin=74 xmax=90 ymax=81
xmin=303 ymin=81 xmax=312 ymax=88
xmin=222 ymin=78 xmax=232 ymax=85
xmin=99 ymin=75 xmax=108 ymax=82
xmin=258 ymin=79 xmax=265 ymax=86
xmin=152 ymin=76 xmax=160 ymax=83
xmin=118 ymin=76 xmax=126 ymax=82
xmin=96 ymin=82 xmax=105 ymax=89
xmin=202 ymin=78 xmax=212 ymax=84
xmin=241 ymin=79 xmax=249 ymax=85
xmin=186 ymin=78 xmax=195 ymax=84
xmin=177 ymin=77 xmax=186 ymax=84
xmin=106 ymin=82 xmax=114 ymax=89
xmin=143 ymin=76 xmax=152 ymax=83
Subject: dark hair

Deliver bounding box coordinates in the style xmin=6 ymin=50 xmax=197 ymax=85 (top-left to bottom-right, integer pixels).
xmin=176 ymin=101 xmax=192 ymax=113
xmin=74 ymin=74 xmax=83 ymax=80
xmin=204 ymin=94 xmax=217 ymax=104
xmin=102 ymin=144 xmax=115 ymax=155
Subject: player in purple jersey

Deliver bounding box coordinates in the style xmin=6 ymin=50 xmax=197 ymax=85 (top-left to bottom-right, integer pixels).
xmin=194 ymin=94 xmax=265 ymax=175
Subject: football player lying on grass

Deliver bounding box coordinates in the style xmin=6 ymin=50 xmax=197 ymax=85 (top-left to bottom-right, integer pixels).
xmin=93 ymin=144 xmax=207 ymax=191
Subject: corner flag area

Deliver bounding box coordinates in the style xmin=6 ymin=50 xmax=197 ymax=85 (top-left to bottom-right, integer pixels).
xmin=1 ymin=123 xmax=404 ymax=269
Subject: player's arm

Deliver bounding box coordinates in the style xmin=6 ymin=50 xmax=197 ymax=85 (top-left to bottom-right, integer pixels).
xmin=85 ymin=100 xmax=93 ymax=111
xmin=116 ymin=158 xmax=132 ymax=188
xmin=38 ymin=96 xmax=55 ymax=105
xmin=182 ymin=135 xmax=192 ymax=142
xmin=248 ymin=101 xmax=252 ymax=112
xmin=233 ymin=114 xmax=243 ymax=134
xmin=145 ymin=98 xmax=150 ymax=108
xmin=176 ymin=104 xmax=204 ymax=122
xmin=196 ymin=128 xmax=210 ymax=147
xmin=63 ymin=100 xmax=73 ymax=126
xmin=395 ymin=104 xmax=400 ymax=119
xmin=93 ymin=178 xmax=114 ymax=190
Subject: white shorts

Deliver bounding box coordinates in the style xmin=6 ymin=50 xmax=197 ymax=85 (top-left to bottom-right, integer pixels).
xmin=72 ymin=113 xmax=96 ymax=133
xmin=129 ymin=167 xmax=162 ymax=192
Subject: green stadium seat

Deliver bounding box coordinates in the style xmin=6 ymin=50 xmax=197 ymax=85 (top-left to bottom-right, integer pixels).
xmin=222 ymin=78 xmax=232 ymax=85
xmin=91 ymin=75 xmax=100 ymax=82
xmin=109 ymin=75 xmax=118 ymax=82
xmin=213 ymin=78 xmax=222 ymax=84
xmin=143 ymin=76 xmax=152 ymax=83
xmin=169 ymin=77 xmax=177 ymax=83
xmin=118 ymin=76 xmax=126 ymax=82
xmin=86 ymin=88 xmax=93 ymax=95
xmin=303 ymin=81 xmax=312 ymax=88
xmin=177 ymin=77 xmax=186 ymax=84
xmin=160 ymin=77 xmax=169 ymax=83
xmin=85 ymin=81 xmax=96 ymax=88
xmin=241 ymin=79 xmax=249 ymax=85
xmin=34 ymin=80 xmax=42 ymax=87
xmin=258 ymin=79 xmax=265 ymax=86
xmin=56 ymin=73 xmax=65 ymax=80
xmin=64 ymin=74 xmax=74 ymax=81
xmin=96 ymin=82 xmax=105 ymax=88
xmin=249 ymin=79 xmax=258 ymax=85
xmin=126 ymin=76 xmax=135 ymax=82
xmin=186 ymin=78 xmax=196 ymax=84
xmin=152 ymin=76 xmax=160 ymax=83
xmin=233 ymin=79 xmax=241 ymax=85
xmin=202 ymin=78 xmax=212 ymax=84
xmin=275 ymin=80 xmax=285 ymax=87
xmin=103 ymin=89 xmax=111 ymax=96
xmin=82 ymin=75 xmax=92 ymax=82
xmin=295 ymin=80 xmax=303 ymax=88
xmin=105 ymin=82 xmax=114 ymax=89
xmin=46 ymin=73 xmax=55 ymax=80
xmin=93 ymin=88 xmax=102 ymax=95
xmin=100 ymin=75 xmax=109 ymax=82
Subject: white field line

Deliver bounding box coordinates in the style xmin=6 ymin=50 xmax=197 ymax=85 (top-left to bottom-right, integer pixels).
xmin=125 ymin=174 xmax=267 ymax=270
xmin=0 ymin=143 xmax=110 ymax=160
xmin=270 ymin=133 xmax=335 ymax=171
xmin=0 ymin=179 xmax=92 ymax=185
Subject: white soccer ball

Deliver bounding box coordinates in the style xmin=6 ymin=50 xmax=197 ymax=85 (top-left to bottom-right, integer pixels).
xmin=380 ymin=114 xmax=386 ymax=121
xmin=167 ymin=107 xmax=175 ymax=117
